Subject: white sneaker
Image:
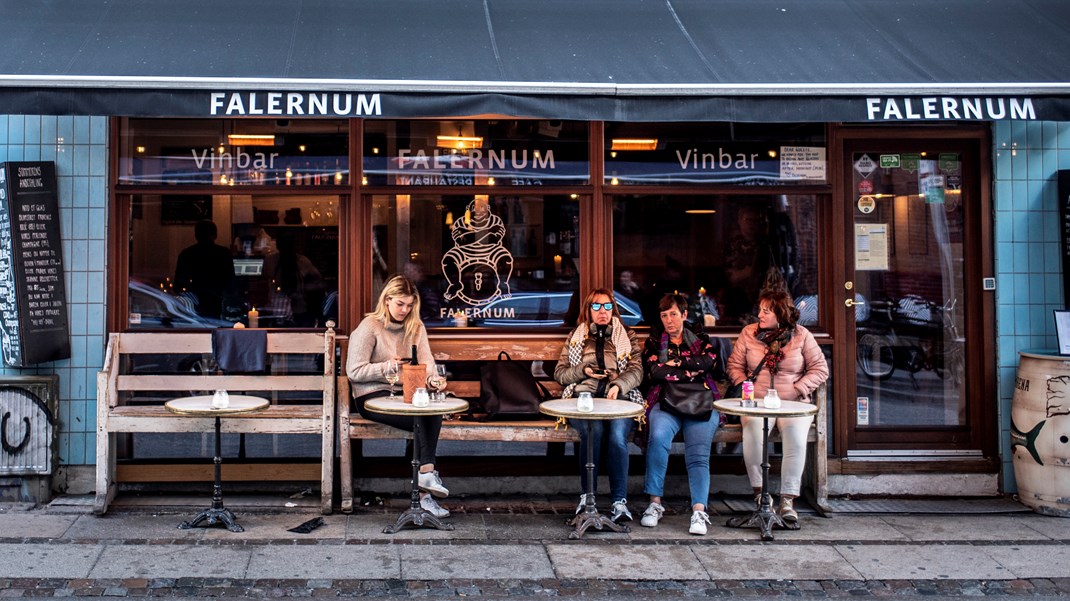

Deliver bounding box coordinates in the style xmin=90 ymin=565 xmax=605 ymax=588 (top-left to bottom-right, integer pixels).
xmin=420 ymin=495 xmax=450 ymax=518
xmin=574 ymin=493 xmax=589 ymax=514
xmin=640 ymin=502 xmax=665 ymax=527
xmin=689 ymin=510 xmax=711 ymax=535
xmin=610 ymin=499 xmax=633 ymax=523
xmin=417 ymin=470 xmax=449 ymax=498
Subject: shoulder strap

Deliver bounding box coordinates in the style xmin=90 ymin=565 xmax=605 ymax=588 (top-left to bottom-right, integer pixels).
xmin=747 ymin=349 xmax=775 ymax=381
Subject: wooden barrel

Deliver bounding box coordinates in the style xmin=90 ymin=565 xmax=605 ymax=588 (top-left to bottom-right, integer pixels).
xmin=1011 ymin=350 xmax=1070 ymax=517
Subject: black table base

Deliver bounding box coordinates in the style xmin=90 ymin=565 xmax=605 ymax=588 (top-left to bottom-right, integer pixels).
xmin=724 ymin=415 xmax=799 ymax=541
xmin=179 ymin=415 xmax=244 ymax=533
xmin=383 ymin=416 xmax=454 ymax=534
xmin=567 ymin=419 xmax=630 ymax=539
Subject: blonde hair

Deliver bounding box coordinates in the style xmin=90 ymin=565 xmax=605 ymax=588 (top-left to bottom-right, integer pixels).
xmin=368 ymin=275 xmax=423 ymax=345
xmin=578 ymin=288 xmax=621 ymax=327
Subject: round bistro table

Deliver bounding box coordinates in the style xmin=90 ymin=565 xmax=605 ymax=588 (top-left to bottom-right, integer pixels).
xmin=164 ymin=394 xmax=270 ymax=532
xmin=714 ymin=398 xmax=818 ymax=541
xmin=363 ymin=396 xmax=469 ymax=533
xmin=539 ymin=398 xmax=645 ymax=539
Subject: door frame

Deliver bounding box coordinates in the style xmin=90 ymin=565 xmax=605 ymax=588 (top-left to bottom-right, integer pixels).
xmin=829 ymin=125 xmax=997 ymax=459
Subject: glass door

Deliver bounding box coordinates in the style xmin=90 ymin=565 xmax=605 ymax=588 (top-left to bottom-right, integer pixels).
xmin=842 ymin=138 xmax=984 ymax=453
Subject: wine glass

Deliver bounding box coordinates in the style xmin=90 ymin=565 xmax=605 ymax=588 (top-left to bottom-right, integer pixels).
xmin=429 ymin=364 xmax=448 ymax=401
xmin=385 ymin=360 xmax=401 ymax=400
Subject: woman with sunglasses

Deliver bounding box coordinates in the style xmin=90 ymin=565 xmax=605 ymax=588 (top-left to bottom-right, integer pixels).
xmin=554 ymin=288 xmax=644 ymax=523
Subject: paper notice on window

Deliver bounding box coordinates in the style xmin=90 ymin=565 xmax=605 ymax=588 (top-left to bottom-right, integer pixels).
xmin=779 ymin=146 xmax=826 ymax=181
xmin=857 ymin=397 xmax=870 ymax=426
xmin=855 ymin=223 xmax=889 ymax=271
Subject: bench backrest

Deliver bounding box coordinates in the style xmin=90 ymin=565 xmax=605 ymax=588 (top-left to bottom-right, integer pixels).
xmin=101 ymin=329 xmax=336 ymax=410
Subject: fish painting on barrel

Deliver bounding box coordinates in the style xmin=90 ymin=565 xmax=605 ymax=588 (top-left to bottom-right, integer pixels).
xmin=1011 ymin=358 xmax=1070 ymax=517
xmin=1012 ymin=374 xmax=1070 ymax=466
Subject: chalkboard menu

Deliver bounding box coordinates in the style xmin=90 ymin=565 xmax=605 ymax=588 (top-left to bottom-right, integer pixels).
xmin=1062 ymin=170 xmax=1070 ymax=309
xmin=0 ymin=162 xmax=71 ymax=366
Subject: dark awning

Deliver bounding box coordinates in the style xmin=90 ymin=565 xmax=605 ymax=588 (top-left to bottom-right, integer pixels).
xmin=2 ymin=0 xmax=1069 ymax=122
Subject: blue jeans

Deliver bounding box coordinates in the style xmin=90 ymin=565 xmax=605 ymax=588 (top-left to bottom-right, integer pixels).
xmin=568 ymin=417 xmax=635 ymax=502
xmin=643 ymin=403 xmax=720 ymax=508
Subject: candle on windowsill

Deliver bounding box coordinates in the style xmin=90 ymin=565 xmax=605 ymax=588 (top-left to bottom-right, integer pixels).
xmin=248 ymin=307 xmax=259 ymax=328
xmin=553 ymin=254 xmax=562 ymax=274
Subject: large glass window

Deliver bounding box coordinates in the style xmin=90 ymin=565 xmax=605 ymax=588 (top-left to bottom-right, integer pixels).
xmin=363 ymin=120 xmax=589 ymax=187
xmin=118 ymin=118 xmax=349 ymax=187
xmin=127 ymin=194 xmax=339 ymax=329
xmin=371 ymin=194 xmax=581 ymax=327
xmin=612 ymin=194 xmax=820 ymax=328
xmin=605 ymin=122 xmax=826 ymax=186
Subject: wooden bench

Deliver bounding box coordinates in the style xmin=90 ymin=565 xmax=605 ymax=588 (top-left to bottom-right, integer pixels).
xmin=337 ymin=332 xmax=830 ymax=516
xmin=95 ymin=327 xmax=336 ymax=515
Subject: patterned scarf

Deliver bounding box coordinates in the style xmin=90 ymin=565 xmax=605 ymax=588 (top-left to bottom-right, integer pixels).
xmin=755 ymin=326 xmax=792 ymax=375
xmin=561 ymin=317 xmax=644 ymax=404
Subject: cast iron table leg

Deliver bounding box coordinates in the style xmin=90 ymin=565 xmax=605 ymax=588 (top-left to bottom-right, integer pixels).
xmin=384 ymin=415 xmax=453 ymax=533
xmin=567 ymin=419 xmax=630 ymax=539
xmin=180 ymin=415 xmax=244 ymax=533
xmin=725 ymin=416 xmax=797 ymax=540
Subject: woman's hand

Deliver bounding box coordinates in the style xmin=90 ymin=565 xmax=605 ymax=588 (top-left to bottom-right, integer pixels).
xmin=606 ymin=385 xmax=620 ymax=400
xmin=583 ymin=365 xmax=608 ymax=379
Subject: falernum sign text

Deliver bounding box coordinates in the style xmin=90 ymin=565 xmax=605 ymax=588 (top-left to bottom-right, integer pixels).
xmin=866 ymin=97 xmax=1036 ymax=121
xmin=210 ymin=92 xmax=382 ymax=116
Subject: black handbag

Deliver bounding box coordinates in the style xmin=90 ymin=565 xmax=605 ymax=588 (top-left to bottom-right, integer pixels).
xmin=478 ymin=351 xmax=551 ymax=420
xmin=659 ymin=380 xmax=715 ymax=420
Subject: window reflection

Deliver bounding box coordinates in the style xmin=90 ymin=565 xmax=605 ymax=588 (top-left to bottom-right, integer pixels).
xmin=612 ymin=194 xmax=819 ymax=327
xmin=127 ymin=194 xmax=339 ymax=329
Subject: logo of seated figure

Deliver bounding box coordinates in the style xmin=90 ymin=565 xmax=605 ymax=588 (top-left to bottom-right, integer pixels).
xmin=442 ymin=196 xmax=513 ymax=307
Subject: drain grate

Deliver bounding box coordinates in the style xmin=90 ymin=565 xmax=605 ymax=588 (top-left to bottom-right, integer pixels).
xmin=825 ymin=497 xmax=1029 ymax=514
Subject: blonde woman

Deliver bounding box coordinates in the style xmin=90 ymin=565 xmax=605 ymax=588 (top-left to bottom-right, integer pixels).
xmin=346 ymin=275 xmax=448 ymax=518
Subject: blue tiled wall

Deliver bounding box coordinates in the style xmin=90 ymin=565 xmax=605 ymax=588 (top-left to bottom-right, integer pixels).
xmin=993 ymin=120 xmax=1070 ymax=492
xmin=1 ymin=115 xmax=108 ymax=467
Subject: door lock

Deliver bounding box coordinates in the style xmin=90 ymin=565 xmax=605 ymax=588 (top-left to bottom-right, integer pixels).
xmin=845 ymin=298 xmax=865 ymax=308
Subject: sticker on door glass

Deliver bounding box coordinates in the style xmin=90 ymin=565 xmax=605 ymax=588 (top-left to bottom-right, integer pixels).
xmin=853 ymin=154 xmax=876 ymax=178
xmin=880 ymin=154 xmax=900 ymax=168
xmin=855 ymin=224 xmax=889 ymax=271
xmin=858 ymin=179 xmax=874 ymax=195
xmin=857 ymin=195 xmax=876 ymax=214
xmin=857 ymin=397 xmax=870 ymax=426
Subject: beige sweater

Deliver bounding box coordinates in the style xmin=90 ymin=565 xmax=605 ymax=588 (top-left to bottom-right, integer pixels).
xmin=346 ymin=316 xmax=435 ymax=399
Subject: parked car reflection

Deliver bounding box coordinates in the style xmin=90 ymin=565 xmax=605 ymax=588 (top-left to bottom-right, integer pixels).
xmin=128 ymin=281 xmax=233 ymax=329
xmin=427 ymin=291 xmax=642 ymax=328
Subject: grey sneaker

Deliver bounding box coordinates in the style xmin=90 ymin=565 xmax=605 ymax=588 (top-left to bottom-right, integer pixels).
xmin=689 ymin=510 xmax=711 ymax=535
xmin=640 ymin=502 xmax=664 ymax=527
xmin=610 ymin=499 xmax=633 ymax=523
xmin=420 ymin=495 xmax=449 ymax=518
xmin=417 ymin=470 xmax=449 ymax=498
xmin=574 ymin=493 xmax=589 ymax=514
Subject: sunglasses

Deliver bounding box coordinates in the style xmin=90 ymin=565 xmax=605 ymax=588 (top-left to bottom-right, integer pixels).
xmin=590 ymin=302 xmax=615 ymax=312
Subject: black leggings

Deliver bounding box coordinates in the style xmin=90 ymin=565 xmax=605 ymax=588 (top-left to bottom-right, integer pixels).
xmin=354 ymin=390 xmax=442 ymax=466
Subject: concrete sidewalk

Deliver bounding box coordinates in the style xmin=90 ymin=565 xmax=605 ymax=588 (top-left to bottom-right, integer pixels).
xmin=0 ymin=494 xmax=1068 ymax=598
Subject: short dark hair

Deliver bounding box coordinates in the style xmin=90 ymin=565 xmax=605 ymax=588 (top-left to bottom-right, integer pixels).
xmin=193 ymin=220 xmax=217 ymax=243
xmin=657 ymin=293 xmax=687 ymax=315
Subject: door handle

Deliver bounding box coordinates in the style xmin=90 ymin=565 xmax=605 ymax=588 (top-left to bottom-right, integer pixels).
xmin=845 ymin=298 xmax=865 ymax=308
